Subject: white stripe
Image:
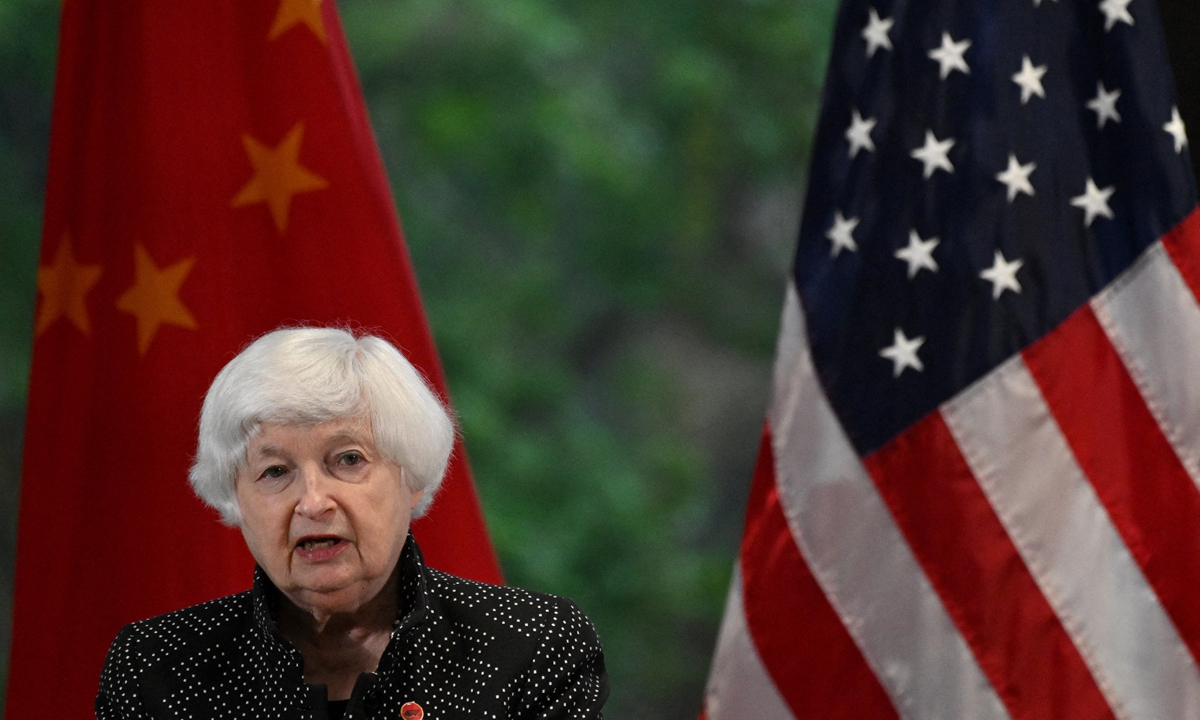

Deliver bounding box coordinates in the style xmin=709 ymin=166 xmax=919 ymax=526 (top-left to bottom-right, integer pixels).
xmin=769 ymin=282 xmax=1010 ymax=720
xmin=941 ymin=355 xmax=1200 ymax=720
xmin=704 ymin=564 xmax=794 ymax=720
xmin=1092 ymin=241 xmax=1200 ymax=489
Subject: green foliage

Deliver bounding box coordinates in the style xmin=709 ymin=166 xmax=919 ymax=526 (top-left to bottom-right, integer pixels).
xmin=0 ymin=0 xmax=56 ymax=407
xmin=0 ymin=0 xmax=838 ymax=716
xmin=341 ymin=0 xmax=837 ymax=715
xmin=0 ymin=0 xmax=58 ymax=708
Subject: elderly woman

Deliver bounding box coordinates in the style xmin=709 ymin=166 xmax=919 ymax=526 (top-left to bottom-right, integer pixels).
xmin=95 ymin=327 xmax=609 ymax=719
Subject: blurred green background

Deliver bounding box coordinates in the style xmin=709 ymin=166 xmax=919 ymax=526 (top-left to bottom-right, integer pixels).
xmin=0 ymin=0 xmax=838 ymax=716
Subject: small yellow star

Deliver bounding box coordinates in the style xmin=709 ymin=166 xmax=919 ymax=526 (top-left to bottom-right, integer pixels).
xmin=268 ymin=0 xmax=327 ymax=44
xmin=115 ymin=244 xmax=198 ymax=356
xmin=231 ymin=122 xmax=329 ymax=234
xmin=36 ymin=232 xmax=103 ymax=336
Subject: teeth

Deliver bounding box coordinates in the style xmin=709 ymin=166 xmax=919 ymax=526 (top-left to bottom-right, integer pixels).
xmin=300 ymin=538 xmax=338 ymax=550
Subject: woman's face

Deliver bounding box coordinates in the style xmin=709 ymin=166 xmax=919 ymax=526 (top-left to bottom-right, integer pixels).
xmin=234 ymin=417 xmax=421 ymax=617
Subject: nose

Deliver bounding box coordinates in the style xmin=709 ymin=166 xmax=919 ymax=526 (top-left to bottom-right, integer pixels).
xmin=294 ymin=464 xmax=337 ymax=519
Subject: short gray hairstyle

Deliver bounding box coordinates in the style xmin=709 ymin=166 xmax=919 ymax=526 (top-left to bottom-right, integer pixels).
xmin=189 ymin=327 xmax=455 ymax=525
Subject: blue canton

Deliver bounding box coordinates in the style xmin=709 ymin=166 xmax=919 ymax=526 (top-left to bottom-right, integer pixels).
xmin=795 ymin=0 xmax=1197 ymax=456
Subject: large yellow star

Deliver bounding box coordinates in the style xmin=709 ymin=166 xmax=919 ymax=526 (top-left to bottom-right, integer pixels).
xmin=268 ymin=0 xmax=327 ymax=44
xmin=115 ymin=244 xmax=198 ymax=356
xmin=231 ymin=122 xmax=329 ymax=234
xmin=36 ymin=232 xmax=103 ymax=336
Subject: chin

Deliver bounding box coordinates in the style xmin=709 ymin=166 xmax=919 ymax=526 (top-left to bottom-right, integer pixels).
xmin=290 ymin=568 xmax=359 ymax=596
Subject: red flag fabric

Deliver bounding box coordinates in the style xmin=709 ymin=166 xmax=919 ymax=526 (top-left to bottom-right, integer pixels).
xmin=704 ymin=0 xmax=1200 ymax=717
xmin=7 ymin=2 xmax=502 ymax=717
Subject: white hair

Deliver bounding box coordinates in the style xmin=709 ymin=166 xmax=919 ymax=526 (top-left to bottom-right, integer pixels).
xmin=189 ymin=327 xmax=455 ymax=525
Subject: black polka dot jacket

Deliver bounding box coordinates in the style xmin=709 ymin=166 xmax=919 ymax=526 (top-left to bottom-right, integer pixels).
xmin=95 ymin=536 xmax=609 ymax=719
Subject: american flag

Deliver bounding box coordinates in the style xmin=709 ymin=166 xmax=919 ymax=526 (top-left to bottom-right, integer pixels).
xmin=704 ymin=0 xmax=1200 ymax=717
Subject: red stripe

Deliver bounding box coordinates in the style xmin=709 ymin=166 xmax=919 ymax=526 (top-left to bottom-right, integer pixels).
xmin=1023 ymin=304 xmax=1200 ymax=661
xmin=740 ymin=424 xmax=897 ymax=720
xmin=863 ymin=414 xmax=1114 ymax=720
xmin=1161 ymin=207 xmax=1200 ymax=301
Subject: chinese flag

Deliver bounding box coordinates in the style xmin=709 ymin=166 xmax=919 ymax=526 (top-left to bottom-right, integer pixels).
xmin=7 ymin=1 xmax=503 ymax=717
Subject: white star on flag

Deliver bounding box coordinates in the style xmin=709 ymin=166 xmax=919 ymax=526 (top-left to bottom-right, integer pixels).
xmin=846 ymin=109 xmax=877 ymax=158
xmin=995 ymin=154 xmax=1036 ymax=202
xmin=826 ymin=210 xmax=860 ymax=257
xmin=862 ymin=8 xmax=894 ymax=58
xmin=928 ymin=32 xmax=971 ymax=79
xmin=1070 ymin=177 xmax=1116 ymax=227
xmin=1086 ymin=82 xmax=1122 ymax=129
xmin=1012 ymin=55 xmax=1047 ymax=104
xmin=1165 ymin=106 xmax=1188 ymax=154
xmin=1099 ymin=0 xmax=1134 ymax=31
xmin=979 ymin=249 xmax=1024 ymax=299
xmin=911 ymin=130 xmax=955 ymax=178
xmin=1032 ymin=0 xmax=1059 ymax=6
xmin=879 ymin=327 xmax=925 ymax=377
xmin=895 ymin=230 xmax=940 ymax=279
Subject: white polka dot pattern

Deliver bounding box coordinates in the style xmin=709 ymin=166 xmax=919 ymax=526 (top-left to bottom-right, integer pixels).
xmin=95 ymin=537 xmax=609 ymax=719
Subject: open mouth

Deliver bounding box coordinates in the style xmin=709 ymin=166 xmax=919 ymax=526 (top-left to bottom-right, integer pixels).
xmin=296 ymin=537 xmax=342 ymax=551
xmin=293 ymin=536 xmax=349 ymax=561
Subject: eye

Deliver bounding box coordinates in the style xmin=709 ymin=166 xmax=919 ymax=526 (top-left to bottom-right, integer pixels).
xmin=338 ymin=451 xmax=365 ymax=466
xmin=260 ymin=465 xmax=288 ymax=480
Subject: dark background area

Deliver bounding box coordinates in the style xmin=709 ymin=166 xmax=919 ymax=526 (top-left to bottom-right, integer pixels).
xmin=0 ymin=0 xmax=1195 ymax=717
xmin=1157 ymin=0 xmax=1200 ymax=179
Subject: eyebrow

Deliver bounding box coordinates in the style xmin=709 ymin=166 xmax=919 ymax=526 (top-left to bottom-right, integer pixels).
xmin=250 ymin=433 xmax=369 ymax=457
xmin=249 ymin=445 xmax=288 ymax=460
xmin=326 ymin=430 xmax=370 ymax=446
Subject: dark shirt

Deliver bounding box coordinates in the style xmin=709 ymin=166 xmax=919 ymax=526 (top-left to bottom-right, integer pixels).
xmin=327 ymin=699 xmax=348 ymax=719
xmin=95 ymin=536 xmax=608 ymax=719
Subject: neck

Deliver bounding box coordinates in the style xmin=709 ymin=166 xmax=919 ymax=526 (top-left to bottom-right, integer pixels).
xmin=278 ymin=569 xmax=399 ymax=641
xmin=276 ymin=569 xmax=399 ymax=699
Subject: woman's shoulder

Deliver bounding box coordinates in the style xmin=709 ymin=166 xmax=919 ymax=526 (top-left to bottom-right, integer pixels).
xmin=97 ymin=591 xmax=260 ymax=717
xmin=426 ymin=568 xmax=596 ymax=636
xmin=419 ymin=569 xmax=609 ymax=715
xmin=119 ymin=590 xmax=254 ymax=642
xmin=103 ymin=590 xmax=256 ymax=669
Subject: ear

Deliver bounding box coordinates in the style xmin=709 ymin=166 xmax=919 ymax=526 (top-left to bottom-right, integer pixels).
xmin=409 ymin=487 xmax=424 ymax=512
